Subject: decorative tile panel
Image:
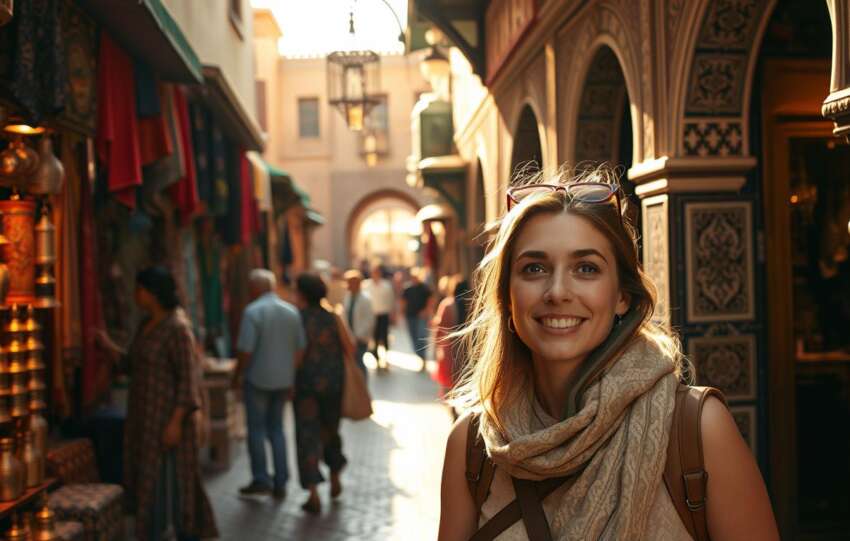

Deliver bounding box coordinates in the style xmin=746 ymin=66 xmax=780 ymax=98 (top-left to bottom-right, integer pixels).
xmin=685 ymin=201 xmax=755 ymax=322
xmin=688 ymin=334 xmax=756 ymax=400
xmin=729 ymin=404 xmax=757 ymax=455
xmin=683 ymin=119 xmax=743 ymax=156
xmin=642 ymin=196 xmax=670 ymax=326
xmin=685 ymin=54 xmax=747 ymax=114
xmin=696 ymin=0 xmax=764 ymax=50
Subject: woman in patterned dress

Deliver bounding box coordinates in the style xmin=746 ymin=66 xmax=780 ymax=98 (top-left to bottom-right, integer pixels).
xmin=123 ymin=267 xmax=218 ymax=540
xmin=293 ymin=273 xmax=348 ymax=514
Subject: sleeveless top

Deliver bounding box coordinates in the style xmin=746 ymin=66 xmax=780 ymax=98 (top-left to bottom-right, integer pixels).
xmin=297 ymin=306 xmax=345 ymax=393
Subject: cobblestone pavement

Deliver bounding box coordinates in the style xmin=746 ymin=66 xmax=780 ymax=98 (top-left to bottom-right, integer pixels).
xmin=203 ymin=326 xmax=454 ymax=540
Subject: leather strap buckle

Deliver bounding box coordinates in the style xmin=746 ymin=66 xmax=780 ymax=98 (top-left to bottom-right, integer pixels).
xmin=683 ymin=470 xmax=708 ymax=511
xmin=466 ymin=470 xmax=481 ymax=482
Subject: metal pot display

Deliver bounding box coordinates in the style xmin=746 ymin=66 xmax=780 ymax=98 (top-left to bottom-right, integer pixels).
xmin=0 ymin=437 xmax=23 ymax=501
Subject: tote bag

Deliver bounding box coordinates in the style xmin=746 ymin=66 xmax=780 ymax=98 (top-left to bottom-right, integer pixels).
xmin=333 ymin=312 xmax=373 ymax=420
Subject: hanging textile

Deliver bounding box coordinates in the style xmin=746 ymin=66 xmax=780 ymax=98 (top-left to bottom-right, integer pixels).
xmin=80 ymin=169 xmax=111 ymax=409
xmin=208 ymin=122 xmax=229 ymax=216
xmin=240 ymin=151 xmax=261 ymax=244
xmin=189 ymin=103 xmax=213 ymax=207
xmin=178 ymin=227 xmax=205 ymax=340
xmin=0 ymin=0 xmax=66 ymax=123
xmin=58 ymin=0 xmax=97 ymax=136
xmin=170 ymin=86 xmax=200 ymax=224
xmin=96 ymin=32 xmax=142 ymax=209
xmin=246 ymin=152 xmax=272 ymax=213
xmin=218 ymin=145 xmax=241 ymax=245
xmin=135 ymin=63 xmax=172 ymax=167
xmin=142 ymin=83 xmax=185 ymax=202
xmin=51 ymin=132 xmax=85 ymax=418
xmin=197 ymin=219 xmax=224 ymax=344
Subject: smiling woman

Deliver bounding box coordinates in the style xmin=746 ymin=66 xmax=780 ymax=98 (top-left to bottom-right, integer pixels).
xmin=437 ymin=167 xmax=779 ymax=541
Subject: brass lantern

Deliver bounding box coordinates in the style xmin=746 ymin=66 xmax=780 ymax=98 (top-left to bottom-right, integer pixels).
xmin=326 ymin=12 xmax=381 ymax=132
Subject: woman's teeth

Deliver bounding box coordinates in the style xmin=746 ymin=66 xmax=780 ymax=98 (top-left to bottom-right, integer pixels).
xmin=540 ymin=317 xmax=582 ymax=329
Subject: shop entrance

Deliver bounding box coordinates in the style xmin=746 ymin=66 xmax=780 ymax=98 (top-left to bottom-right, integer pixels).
xmin=762 ymin=59 xmax=850 ymax=537
xmin=347 ymin=194 xmax=420 ymax=269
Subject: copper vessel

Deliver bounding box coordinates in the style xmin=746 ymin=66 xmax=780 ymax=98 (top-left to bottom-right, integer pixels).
xmin=33 ymin=268 xmax=56 ymax=309
xmin=22 ymin=431 xmax=41 ymax=488
xmin=9 ymin=391 xmax=27 ymax=419
xmin=34 ymin=210 xmax=55 ymax=265
xmin=28 ymin=411 xmax=46 ymax=462
xmin=23 ymin=336 xmax=42 ymax=353
xmin=30 ymin=137 xmax=64 ymax=197
xmin=5 ymin=513 xmax=32 ymax=541
xmin=25 ymin=354 xmax=44 ymax=372
xmin=0 ymin=437 xmax=24 ymax=501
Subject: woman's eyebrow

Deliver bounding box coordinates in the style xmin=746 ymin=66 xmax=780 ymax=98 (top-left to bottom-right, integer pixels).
xmin=572 ymin=248 xmax=608 ymax=262
xmin=515 ymin=250 xmax=548 ymax=260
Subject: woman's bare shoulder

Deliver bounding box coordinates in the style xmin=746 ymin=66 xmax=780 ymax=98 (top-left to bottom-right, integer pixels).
xmin=438 ymin=412 xmax=478 ymax=541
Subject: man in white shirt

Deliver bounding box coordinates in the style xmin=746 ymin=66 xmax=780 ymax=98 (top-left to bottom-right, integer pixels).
xmin=362 ymin=264 xmax=395 ymax=370
xmin=342 ymin=269 xmax=375 ymax=375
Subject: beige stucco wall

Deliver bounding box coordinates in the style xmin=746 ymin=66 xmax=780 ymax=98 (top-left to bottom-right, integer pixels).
xmin=254 ymin=42 xmax=433 ymax=267
xmin=163 ymin=0 xmax=257 ymax=122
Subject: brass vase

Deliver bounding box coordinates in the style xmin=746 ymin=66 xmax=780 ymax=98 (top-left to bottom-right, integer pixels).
xmin=5 ymin=512 xmax=31 ymax=541
xmin=22 ymin=431 xmax=41 ymax=488
xmin=0 ymin=437 xmax=24 ymax=501
xmin=28 ymin=411 xmax=46 ymax=464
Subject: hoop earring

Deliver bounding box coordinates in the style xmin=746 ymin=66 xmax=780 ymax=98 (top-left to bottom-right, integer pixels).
xmin=508 ymin=316 xmax=516 ymax=334
xmin=614 ymin=314 xmax=623 ymax=327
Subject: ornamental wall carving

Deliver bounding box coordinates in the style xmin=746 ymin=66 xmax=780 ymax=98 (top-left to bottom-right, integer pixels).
xmin=685 ymin=201 xmax=755 ymax=322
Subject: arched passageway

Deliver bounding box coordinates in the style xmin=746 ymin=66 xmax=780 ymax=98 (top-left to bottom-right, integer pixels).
xmin=510 ymin=105 xmax=543 ymax=178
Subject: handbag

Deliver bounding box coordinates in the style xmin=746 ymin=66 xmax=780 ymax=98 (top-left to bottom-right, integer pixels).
xmin=333 ymin=312 xmax=373 ymax=420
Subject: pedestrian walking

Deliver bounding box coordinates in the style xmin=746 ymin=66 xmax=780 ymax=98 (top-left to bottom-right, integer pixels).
xmin=402 ymin=267 xmax=433 ymax=369
xmin=293 ymin=273 xmax=349 ymax=514
xmin=122 ymin=266 xmax=218 ymax=541
xmin=342 ymin=269 xmax=375 ymax=375
xmin=233 ymin=269 xmax=306 ymax=500
xmin=362 ymin=263 xmax=395 ymax=370
xmin=432 ymin=276 xmax=471 ymax=417
xmin=438 ymin=169 xmax=779 ymax=540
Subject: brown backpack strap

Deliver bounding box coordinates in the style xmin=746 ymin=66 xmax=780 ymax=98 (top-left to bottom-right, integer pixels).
xmin=470 ymin=476 xmax=572 ymax=541
xmin=466 ymin=413 xmax=497 ymax=522
xmin=663 ymin=385 xmax=727 ymax=541
xmin=512 ymin=478 xmax=553 ymax=541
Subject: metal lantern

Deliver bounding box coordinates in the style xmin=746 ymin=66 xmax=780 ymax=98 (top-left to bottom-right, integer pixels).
xmin=327 ymin=50 xmax=381 ymax=131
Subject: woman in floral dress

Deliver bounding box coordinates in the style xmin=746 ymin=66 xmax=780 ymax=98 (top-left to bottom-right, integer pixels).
xmin=293 ymin=273 xmax=348 ymax=514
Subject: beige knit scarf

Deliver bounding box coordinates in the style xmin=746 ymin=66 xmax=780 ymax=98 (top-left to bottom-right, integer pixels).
xmin=479 ymin=334 xmax=682 ymax=540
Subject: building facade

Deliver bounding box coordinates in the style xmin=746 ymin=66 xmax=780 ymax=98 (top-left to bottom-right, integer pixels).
xmin=254 ymin=11 xmax=434 ymax=271
xmin=409 ymin=0 xmax=850 ymax=538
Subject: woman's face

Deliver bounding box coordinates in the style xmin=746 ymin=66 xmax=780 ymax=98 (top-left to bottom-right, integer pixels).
xmin=508 ymin=212 xmax=629 ymax=369
xmin=134 ymin=286 xmax=155 ymax=313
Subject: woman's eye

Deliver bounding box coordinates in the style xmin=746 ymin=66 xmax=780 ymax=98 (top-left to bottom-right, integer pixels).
xmin=522 ymin=262 xmax=546 ymax=274
xmin=576 ymin=263 xmax=599 ymax=274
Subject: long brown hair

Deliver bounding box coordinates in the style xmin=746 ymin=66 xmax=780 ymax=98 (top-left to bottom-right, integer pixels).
xmin=450 ymin=166 xmax=686 ymax=433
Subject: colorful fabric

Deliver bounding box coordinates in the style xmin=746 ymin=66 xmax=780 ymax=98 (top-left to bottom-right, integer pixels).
xmin=477 ymin=335 xmax=685 ymax=540
xmin=170 ymin=86 xmax=200 ymax=224
xmin=208 ymin=122 xmax=229 ymax=216
xmin=190 ymin=103 xmax=213 ymax=207
xmin=295 ymin=306 xmax=347 ymax=488
xmin=46 ymin=438 xmax=100 ymax=485
xmin=0 ymin=0 xmax=66 ymax=123
xmin=48 ymin=484 xmax=125 ymax=541
xmin=142 ymin=84 xmax=184 ymax=199
xmin=135 ymin=69 xmax=172 ymax=167
xmin=432 ymin=296 xmax=458 ymax=392
xmin=124 ymin=309 xmax=218 ymax=540
xmin=96 ymin=32 xmax=143 ymax=209
xmin=197 ymin=223 xmax=224 ymax=338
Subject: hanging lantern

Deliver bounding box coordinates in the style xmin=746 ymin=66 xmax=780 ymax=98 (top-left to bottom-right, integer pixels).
xmin=326 ymin=11 xmax=381 ymax=132
xmin=327 ymin=50 xmax=381 ymax=131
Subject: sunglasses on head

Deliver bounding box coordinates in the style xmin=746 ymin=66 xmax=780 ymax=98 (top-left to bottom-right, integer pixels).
xmin=506 ymin=182 xmax=623 ymax=218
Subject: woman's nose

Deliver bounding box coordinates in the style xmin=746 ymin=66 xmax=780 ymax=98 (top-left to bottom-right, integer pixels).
xmin=543 ymin=270 xmax=575 ymax=303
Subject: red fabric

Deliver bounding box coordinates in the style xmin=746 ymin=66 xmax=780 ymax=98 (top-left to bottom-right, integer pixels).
xmin=239 ymin=151 xmax=259 ymax=244
xmin=96 ymin=33 xmax=142 ymax=209
xmin=80 ymin=181 xmax=109 ymax=409
xmin=170 ymin=86 xmax=200 ymax=224
xmin=431 ymin=297 xmax=457 ymax=392
xmin=137 ymin=102 xmax=172 ymax=166
xmin=424 ymin=222 xmax=439 ymax=271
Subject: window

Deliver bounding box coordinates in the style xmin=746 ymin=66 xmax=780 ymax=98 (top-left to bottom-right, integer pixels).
xmin=298 ymin=98 xmax=320 ymax=138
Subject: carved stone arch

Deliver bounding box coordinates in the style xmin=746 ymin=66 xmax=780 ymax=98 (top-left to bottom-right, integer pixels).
xmin=558 ymin=3 xmax=644 ymax=167
xmin=507 ymin=100 xmax=546 ymax=179
xmin=677 ymin=0 xmax=777 ymax=158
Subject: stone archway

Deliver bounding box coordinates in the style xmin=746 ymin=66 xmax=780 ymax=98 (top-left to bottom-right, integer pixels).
xmin=346 ymin=191 xmax=421 ymax=269
xmin=510 ymin=104 xmax=543 ymax=178
xmin=574 ymin=46 xmax=638 ymax=230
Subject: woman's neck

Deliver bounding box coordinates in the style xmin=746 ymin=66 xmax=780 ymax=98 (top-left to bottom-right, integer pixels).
xmin=531 ymin=355 xmax=585 ymax=419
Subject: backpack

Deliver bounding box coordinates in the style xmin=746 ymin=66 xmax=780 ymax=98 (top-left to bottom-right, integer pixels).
xmin=464 ymin=384 xmax=725 ymax=541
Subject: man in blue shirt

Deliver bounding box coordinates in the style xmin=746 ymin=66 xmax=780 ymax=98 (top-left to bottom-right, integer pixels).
xmin=234 ymin=269 xmax=306 ymax=499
